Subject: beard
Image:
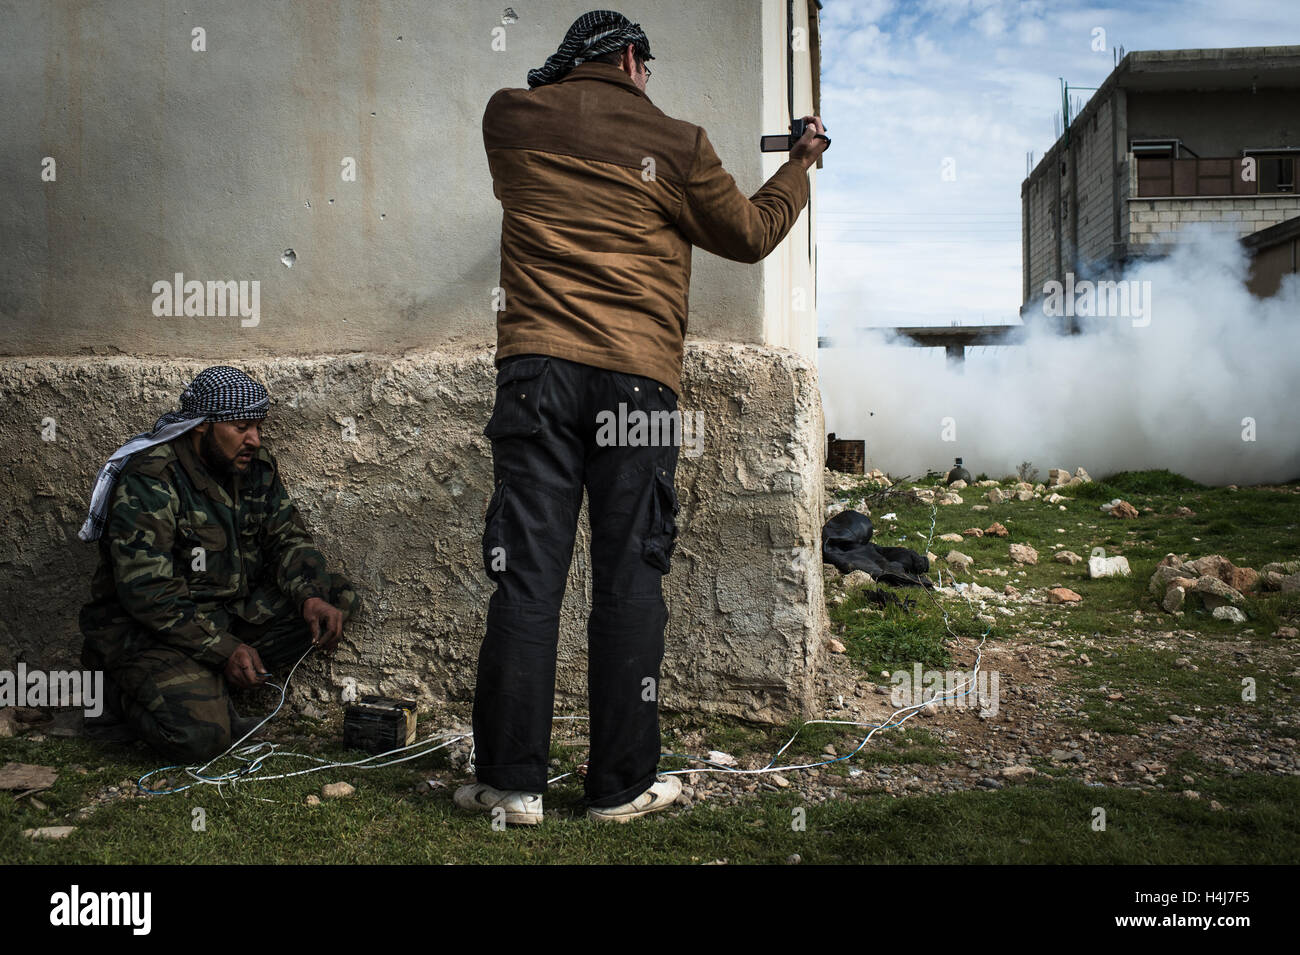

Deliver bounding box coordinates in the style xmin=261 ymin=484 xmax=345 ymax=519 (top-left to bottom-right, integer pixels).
xmin=199 ymin=426 xmax=240 ymax=477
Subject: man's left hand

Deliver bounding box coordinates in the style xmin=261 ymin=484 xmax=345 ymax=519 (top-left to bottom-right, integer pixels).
xmin=302 ymin=596 xmax=346 ymax=653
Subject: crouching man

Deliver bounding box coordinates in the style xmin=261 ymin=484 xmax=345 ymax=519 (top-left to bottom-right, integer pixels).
xmin=77 ymin=366 xmax=359 ymax=763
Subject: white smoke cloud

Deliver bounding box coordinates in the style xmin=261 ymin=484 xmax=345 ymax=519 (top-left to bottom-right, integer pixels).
xmin=819 ymin=225 xmax=1300 ymax=485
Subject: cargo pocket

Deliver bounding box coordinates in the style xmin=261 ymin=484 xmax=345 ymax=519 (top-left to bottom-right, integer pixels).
xmin=177 ymin=521 xmax=228 ymax=578
xmin=482 ymin=481 xmax=509 ymax=581
xmin=484 ymin=357 xmax=550 ymax=439
xmin=641 ymin=468 xmax=680 ymax=574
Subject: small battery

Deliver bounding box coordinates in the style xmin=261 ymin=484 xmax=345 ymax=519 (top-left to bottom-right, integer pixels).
xmin=343 ymin=696 xmax=417 ymax=755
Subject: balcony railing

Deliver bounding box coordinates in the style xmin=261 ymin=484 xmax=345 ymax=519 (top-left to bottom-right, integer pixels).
xmin=1136 ymin=155 xmax=1296 ymax=198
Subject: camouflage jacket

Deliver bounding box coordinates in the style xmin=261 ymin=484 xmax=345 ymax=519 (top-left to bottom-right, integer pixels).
xmin=80 ymin=436 xmax=332 ymax=670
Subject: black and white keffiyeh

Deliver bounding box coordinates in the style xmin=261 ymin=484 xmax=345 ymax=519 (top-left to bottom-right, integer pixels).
xmin=527 ymin=9 xmax=654 ymax=89
xmin=78 ymin=366 xmax=271 ymax=542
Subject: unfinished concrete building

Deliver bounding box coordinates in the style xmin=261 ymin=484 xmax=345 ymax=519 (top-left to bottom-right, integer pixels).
xmin=0 ymin=1 xmax=828 ymax=723
xmin=1021 ymin=45 xmax=1300 ymax=321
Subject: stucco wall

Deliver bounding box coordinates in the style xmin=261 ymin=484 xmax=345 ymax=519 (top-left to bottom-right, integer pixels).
xmin=0 ymin=343 xmax=828 ymax=723
xmin=0 ymin=0 xmax=809 ymax=357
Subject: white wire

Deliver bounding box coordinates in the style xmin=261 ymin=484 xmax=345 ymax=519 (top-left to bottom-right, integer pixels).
xmin=140 ymin=492 xmax=988 ymax=796
xmin=661 ymin=492 xmax=995 ymax=779
xmin=139 ymin=644 xmax=474 ymax=795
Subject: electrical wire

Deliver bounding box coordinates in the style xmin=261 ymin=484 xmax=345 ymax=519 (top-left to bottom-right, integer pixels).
xmin=137 ymin=494 xmax=993 ymax=797
xmin=657 ymin=493 xmax=995 ymax=779
xmin=137 ymin=645 xmax=472 ymax=795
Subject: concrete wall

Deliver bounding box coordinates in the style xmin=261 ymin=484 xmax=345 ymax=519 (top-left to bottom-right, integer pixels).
xmin=1073 ymin=98 xmax=1120 ymax=271
xmin=0 ymin=0 xmax=814 ymax=358
xmin=1247 ymin=231 xmax=1300 ymax=297
xmin=0 ymin=1 xmax=831 ymax=721
xmin=1127 ymin=89 xmax=1299 ymax=157
xmin=1127 ymin=196 xmax=1300 ymax=250
xmin=1020 ymin=49 xmax=1300 ymax=313
xmin=760 ymin=0 xmax=818 ymax=359
xmin=0 ymin=344 xmax=828 ymax=723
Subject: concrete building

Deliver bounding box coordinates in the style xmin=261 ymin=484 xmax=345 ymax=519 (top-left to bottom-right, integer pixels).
xmin=0 ymin=1 xmax=829 ymax=724
xmin=1021 ymin=46 xmax=1300 ymax=321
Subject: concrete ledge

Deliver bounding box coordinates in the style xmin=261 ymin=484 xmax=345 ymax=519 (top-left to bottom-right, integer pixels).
xmin=0 ymin=342 xmax=826 ymax=723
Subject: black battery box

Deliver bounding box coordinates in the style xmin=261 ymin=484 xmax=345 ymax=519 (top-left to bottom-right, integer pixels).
xmin=343 ymin=696 xmax=417 ymax=755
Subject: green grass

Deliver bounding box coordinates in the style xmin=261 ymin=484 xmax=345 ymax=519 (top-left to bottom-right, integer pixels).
xmin=1242 ymin=590 xmax=1300 ymax=635
xmin=1063 ymin=646 xmax=1266 ymax=735
xmin=1071 ymin=468 xmax=1204 ymax=501
xmin=6 ymin=469 xmax=1296 ymax=865
xmin=4 ymin=733 xmax=1295 ymax=863
xmin=659 ymin=719 xmax=951 ymax=778
xmin=829 ymin=586 xmax=991 ymax=673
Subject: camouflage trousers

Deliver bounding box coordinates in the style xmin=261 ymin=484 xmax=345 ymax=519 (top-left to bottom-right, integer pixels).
xmin=102 ymin=575 xmax=359 ymax=764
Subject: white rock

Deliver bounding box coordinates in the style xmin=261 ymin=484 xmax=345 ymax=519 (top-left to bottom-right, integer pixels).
xmin=23 ymin=826 xmax=76 ymax=840
xmin=1211 ymin=606 xmax=1247 ymax=624
xmin=1009 ymin=543 xmax=1039 ymax=565
xmin=340 ymin=678 xmax=359 ymax=704
xmin=843 ymin=570 xmax=874 ymax=589
xmin=1088 ymin=555 xmax=1131 ymax=578
xmin=945 ymin=551 xmax=973 ymax=573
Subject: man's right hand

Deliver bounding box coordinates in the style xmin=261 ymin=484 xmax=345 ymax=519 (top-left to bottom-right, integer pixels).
xmin=224 ymin=643 xmax=270 ymax=689
xmin=790 ymin=114 xmax=829 ymax=170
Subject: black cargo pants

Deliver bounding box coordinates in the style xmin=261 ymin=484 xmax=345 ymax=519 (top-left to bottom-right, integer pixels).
xmin=473 ymin=354 xmax=681 ymax=808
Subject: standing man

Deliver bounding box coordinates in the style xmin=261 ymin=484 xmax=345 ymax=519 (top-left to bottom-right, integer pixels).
xmin=457 ymin=10 xmax=828 ymax=824
xmin=78 ymin=366 xmax=359 ymax=762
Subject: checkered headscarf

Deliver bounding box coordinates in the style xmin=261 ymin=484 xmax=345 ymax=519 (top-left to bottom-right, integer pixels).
xmin=152 ymin=365 xmax=270 ymax=431
xmin=527 ymin=10 xmax=654 ymax=89
xmin=78 ymin=366 xmax=271 ymax=542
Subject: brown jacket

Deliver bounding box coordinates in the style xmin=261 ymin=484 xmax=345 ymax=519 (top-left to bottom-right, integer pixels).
xmin=482 ymin=62 xmax=810 ymax=395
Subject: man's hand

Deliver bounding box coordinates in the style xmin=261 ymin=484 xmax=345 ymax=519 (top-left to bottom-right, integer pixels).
xmin=224 ymin=643 xmax=270 ymax=689
xmin=302 ymin=596 xmax=346 ymax=653
xmin=790 ymin=114 xmax=829 ymax=170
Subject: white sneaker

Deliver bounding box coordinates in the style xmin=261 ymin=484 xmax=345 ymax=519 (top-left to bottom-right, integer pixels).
xmin=587 ymin=774 xmax=682 ymax=823
xmin=453 ymin=782 xmax=544 ymax=825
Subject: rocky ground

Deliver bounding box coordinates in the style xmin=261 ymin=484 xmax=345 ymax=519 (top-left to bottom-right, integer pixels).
xmin=635 ymin=467 xmax=1300 ymax=815
xmin=5 ymin=468 xmax=1296 ymax=832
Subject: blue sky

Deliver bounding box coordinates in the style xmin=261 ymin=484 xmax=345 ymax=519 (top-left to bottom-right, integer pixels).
xmin=815 ymin=0 xmax=1299 ymax=332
